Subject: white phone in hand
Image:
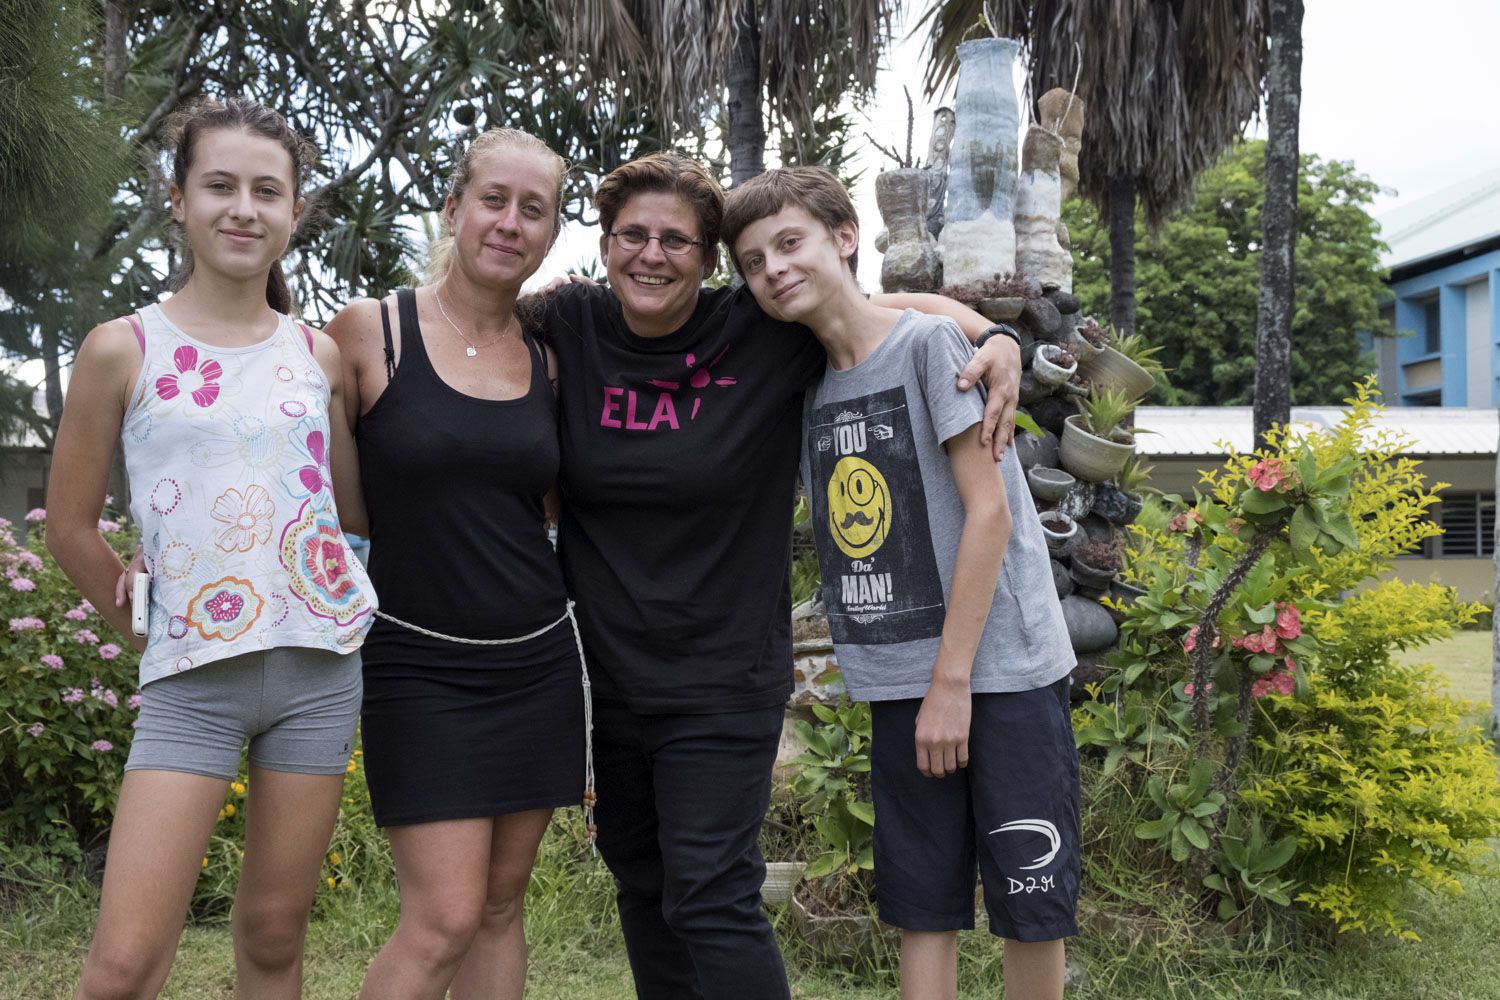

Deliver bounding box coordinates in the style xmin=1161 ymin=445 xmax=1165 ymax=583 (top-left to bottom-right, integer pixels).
xmin=130 ymin=573 xmax=150 ymax=637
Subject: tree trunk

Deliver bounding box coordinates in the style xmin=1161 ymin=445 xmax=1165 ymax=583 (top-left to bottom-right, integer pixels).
xmin=726 ymin=0 xmax=764 ymax=186
xmin=1107 ymin=173 xmax=1136 ymax=335
xmin=103 ymin=1 xmax=129 ymax=98
xmin=1253 ymin=0 xmax=1304 ymax=443
xmin=42 ymin=327 xmax=64 ymax=437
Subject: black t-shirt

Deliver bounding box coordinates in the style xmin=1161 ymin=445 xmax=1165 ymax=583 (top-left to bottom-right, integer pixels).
xmin=542 ymin=283 xmax=825 ymax=713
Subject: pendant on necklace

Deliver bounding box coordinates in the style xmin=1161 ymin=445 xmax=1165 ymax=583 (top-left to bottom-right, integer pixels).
xmin=466 ymin=346 xmax=477 ymax=358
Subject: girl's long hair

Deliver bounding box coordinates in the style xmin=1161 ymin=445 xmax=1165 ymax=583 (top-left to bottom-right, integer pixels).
xmin=162 ymin=97 xmax=317 ymax=313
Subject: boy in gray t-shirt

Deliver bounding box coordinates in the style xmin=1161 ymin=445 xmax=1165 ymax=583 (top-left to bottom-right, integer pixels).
xmin=725 ymin=167 xmax=1080 ymax=1000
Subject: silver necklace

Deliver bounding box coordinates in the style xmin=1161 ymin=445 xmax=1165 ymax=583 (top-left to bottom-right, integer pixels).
xmin=434 ymin=283 xmax=511 ymax=358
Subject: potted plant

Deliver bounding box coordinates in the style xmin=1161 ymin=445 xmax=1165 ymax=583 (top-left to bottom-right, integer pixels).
xmin=1065 ymin=316 xmax=1109 ymax=363
xmin=785 ymin=699 xmax=892 ymax=962
xmin=1076 ymin=326 xmax=1161 ymax=401
xmin=1060 ymin=387 xmax=1136 ymax=482
xmin=1026 ymin=465 xmax=1075 ymax=505
xmin=1039 ymin=510 xmax=1079 ymax=553
xmin=1070 ymin=539 xmax=1122 ymax=592
xmin=1030 ymin=343 xmax=1077 ymax=387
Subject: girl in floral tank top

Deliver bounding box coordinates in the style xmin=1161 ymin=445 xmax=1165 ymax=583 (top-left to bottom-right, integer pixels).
xmin=46 ymin=98 xmax=374 ymax=998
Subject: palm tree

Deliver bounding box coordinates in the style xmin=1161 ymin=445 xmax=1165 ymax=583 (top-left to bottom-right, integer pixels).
xmin=1251 ymin=0 xmax=1302 ymax=440
xmin=917 ymin=0 xmax=1267 ymax=335
xmin=549 ymin=1 xmax=900 ymax=185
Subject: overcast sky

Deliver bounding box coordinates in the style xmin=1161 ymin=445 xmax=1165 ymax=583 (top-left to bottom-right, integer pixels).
xmin=536 ymin=0 xmax=1500 ymax=290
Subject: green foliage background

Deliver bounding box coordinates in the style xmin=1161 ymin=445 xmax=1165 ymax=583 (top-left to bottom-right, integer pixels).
xmin=1064 ymin=141 xmax=1392 ymax=406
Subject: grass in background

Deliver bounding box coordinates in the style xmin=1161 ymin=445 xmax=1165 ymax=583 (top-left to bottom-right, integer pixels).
xmin=3 ymin=634 xmax=1497 ymax=999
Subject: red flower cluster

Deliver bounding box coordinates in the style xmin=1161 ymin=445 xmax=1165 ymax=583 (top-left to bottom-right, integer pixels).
xmin=1251 ymin=658 xmax=1298 ymax=699
xmin=1247 ymin=457 xmax=1298 ymax=493
xmin=1231 ymin=602 xmax=1302 ymax=656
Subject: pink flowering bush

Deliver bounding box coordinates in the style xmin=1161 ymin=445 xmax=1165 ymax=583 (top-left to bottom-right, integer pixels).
xmin=1077 ymin=385 xmax=1500 ymax=939
xmin=0 ymin=509 xmax=142 ymax=860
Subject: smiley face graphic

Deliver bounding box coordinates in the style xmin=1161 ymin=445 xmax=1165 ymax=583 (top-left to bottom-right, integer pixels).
xmin=827 ymin=456 xmax=892 ymax=559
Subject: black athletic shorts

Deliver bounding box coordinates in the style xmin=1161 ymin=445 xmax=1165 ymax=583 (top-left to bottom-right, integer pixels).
xmin=870 ymin=675 xmax=1080 ymax=941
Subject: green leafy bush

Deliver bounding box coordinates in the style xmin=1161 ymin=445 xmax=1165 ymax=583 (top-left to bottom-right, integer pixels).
xmin=1087 ymin=383 xmax=1500 ymax=940
xmin=0 ymin=511 xmax=141 ymax=860
xmin=786 ymin=699 xmax=875 ymax=880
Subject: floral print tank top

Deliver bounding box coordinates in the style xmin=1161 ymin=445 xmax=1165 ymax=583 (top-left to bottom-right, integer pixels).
xmin=124 ymin=304 xmax=375 ymax=685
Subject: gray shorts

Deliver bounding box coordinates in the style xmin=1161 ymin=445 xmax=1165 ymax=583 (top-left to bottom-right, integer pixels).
xmin=125 ymin=647 xmax=362 ymax=780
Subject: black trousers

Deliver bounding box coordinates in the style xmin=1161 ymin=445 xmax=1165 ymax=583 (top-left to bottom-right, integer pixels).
xmin=592 ymin=698 xmax=790 ymax=1000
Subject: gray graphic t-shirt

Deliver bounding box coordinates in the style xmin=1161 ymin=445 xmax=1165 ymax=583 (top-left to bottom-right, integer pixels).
xmin=800 ymin=310 xmax=1075 ymax=702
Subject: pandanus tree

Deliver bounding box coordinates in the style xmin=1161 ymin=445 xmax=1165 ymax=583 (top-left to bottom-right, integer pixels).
xmin=548 ymin=1 xmax=901 ymax=185
xmin=917 ymin=0 xmax=1268 ymax=337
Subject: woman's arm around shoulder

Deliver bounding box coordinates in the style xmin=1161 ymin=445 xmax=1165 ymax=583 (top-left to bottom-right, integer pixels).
xmin=46 ymin=318 xmax=147 ymax=647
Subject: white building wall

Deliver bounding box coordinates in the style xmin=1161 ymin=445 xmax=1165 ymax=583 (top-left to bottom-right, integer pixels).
xmin=1466 ymin=277 xmax=1492 ymax=406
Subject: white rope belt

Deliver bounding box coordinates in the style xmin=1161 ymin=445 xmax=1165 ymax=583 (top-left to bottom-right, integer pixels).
xmin=373 ymin=601 xmax=597 ymax=844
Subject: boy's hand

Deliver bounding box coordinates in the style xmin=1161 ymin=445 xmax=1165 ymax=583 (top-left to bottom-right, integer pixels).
xmin=914 ymin=676 xmax=972 ymax=778
xmin=956 ymin=335 xmax=1020 ymax=460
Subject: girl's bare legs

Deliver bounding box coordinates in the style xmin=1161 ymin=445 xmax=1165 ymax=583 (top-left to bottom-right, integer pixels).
xmin=231 ymin=767 xmax=345 ymax=998
xmin=75 ymin=770 xmax=226 ymax=1000
xmin=449 ymin=808 xmax=553 ymax=999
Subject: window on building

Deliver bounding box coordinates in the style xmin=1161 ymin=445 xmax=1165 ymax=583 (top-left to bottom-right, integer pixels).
xmin=1423 ymin=298 xmax=1441 ymax=354
xmin=1437 ymin=491 xmax=1496 ymax=557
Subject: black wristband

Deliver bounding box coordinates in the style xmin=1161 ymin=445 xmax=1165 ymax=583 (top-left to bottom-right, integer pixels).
xmin=974 ymin=323 xmax=1021 ymax=350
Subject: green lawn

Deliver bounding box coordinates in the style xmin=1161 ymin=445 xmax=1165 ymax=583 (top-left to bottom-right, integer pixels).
xmin=1398 ymin=628 xmax=1494 ymax=709
xmin=4 ymin=632 xmax=1497 ymax=999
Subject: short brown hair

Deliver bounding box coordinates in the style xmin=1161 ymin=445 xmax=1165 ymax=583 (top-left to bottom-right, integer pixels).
xmin=721 ymin=166 xmax=860 ymax=278
xmin=594 ymin=153 xmax=723 ymax=269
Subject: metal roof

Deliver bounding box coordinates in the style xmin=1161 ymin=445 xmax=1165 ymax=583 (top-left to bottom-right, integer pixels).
xmin=1134 ymin=405 xmax=1497 ymax=458
xmin=1377 ymin=166 xmax=1500 ymax=271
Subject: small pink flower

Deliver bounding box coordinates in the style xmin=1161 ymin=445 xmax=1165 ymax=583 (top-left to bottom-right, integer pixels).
xmin=10 ymin=577 xmax=35 ymax=591
xmin=24 ymin=509 xmax=46 ymax=523
xmin=17 ymin=551 xmax=42 ymax=571
xmin=65 ymin=608 xmax=87 ymax=621
xmin=62 ymin=688 xmax=84 ymax=704
xmin=79 ymin=599 xmax=94 ymax=614
xmin=1251 ymin=676 xmax=1273 ymax=699
xmin=104 ymin=495 xmax=114 ymax=506
xmin=1168 ymin=514 xmax=1188 ymax=533
xmin=127 ymin=693 xmax=142 ymax=710
xmin=90 ymin=740 xmax=113 ymax=752
xmin=41 ymin=654 xmax=64 ymax=670
xmin=9 ymin=616 xmax=44 ymax=631
xmin=98 ymin=643 xmax=122 ymax=660
xmin=1274 ymin=603 xmax=1302 ymax=640
xmin=73 ymin=629 xmax=99 ymax=645
xmin=97 ymin=519 xmax=121 ymax=533
xmin=1183 ymin=626 xmax=1199 ymax=653
xmin=27 ymin=723 xmax=45 ymax=737
xmin=1184 ymin=680 xmax=1214 ymax=696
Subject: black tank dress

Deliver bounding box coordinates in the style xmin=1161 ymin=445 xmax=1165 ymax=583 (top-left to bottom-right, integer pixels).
xmin=356 ymin=288 xmax=584 ymax=827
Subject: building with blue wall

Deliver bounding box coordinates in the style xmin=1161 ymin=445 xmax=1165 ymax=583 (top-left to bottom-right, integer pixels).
xmin=1373 ymin=167 xmax=1500 ymax=407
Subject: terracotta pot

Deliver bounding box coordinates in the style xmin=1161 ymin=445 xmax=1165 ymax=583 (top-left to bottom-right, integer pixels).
xmin=1059 ymin=414 xmax=1135 ymax=483
xmin=1027 ymin=465 xmax=1075 ymax=505
xmin=1077 ymin=344 xmax=1155 ymax=401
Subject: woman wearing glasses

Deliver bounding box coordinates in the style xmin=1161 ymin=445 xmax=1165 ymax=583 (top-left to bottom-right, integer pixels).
xmin=538 ymin=153 xmax=1020 ymax=999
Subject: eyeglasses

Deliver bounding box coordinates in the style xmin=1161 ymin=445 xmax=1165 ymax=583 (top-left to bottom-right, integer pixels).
xmin=606 ymin=228 xmax=704 ymax=256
